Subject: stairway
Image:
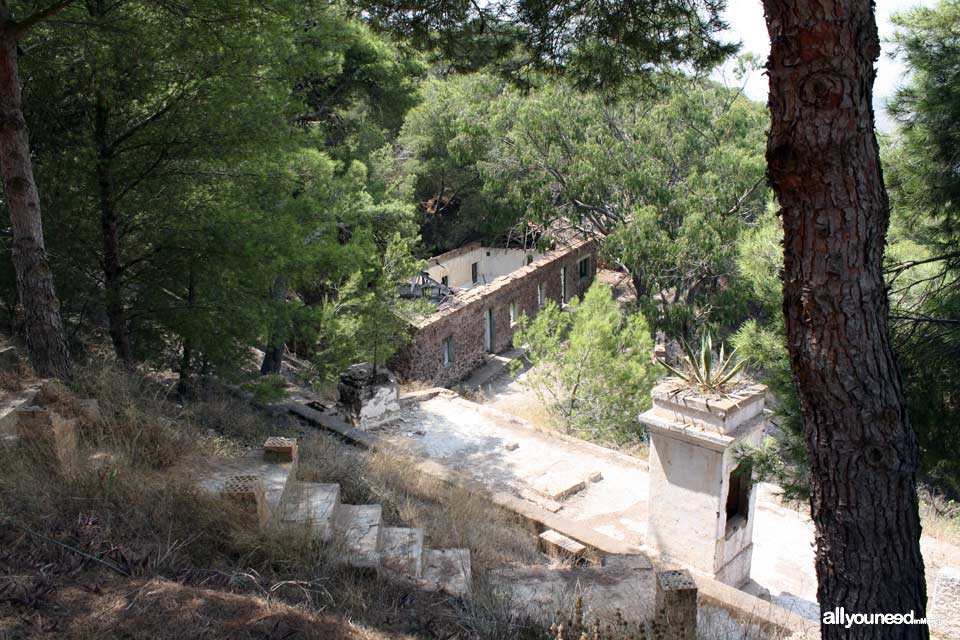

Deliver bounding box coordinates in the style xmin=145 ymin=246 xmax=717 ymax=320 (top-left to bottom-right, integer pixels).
xmin=198 ymin=438 xmax=471 ymax=597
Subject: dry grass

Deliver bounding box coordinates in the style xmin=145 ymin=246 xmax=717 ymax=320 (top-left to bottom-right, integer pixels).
xmin=398 ymin=379 xmax=438 ymax=394
xmin=0 ymin=574 xmax=419 ymax=640
xmin=0 ymin=361 xmax=524 ymax=640
xmin=492 ymin=395 xmax=564 ymax=435
xmin=919 ymin=486 xmax=960 ymax=547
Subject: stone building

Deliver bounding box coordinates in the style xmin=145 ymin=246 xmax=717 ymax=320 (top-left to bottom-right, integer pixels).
xmin=392 ymin=238 xmax=597 ymax=386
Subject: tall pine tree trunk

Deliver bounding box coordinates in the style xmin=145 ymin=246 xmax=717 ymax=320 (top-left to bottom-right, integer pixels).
xmin=260 ymin=274 xmax=288 ymax=375
xmin=177 ymin=264 xmax=196 ymax=398
xmin=95 ymin=92 xmax=132 ymax=366
xmin=762 ymin=0 xmax=927 ymax=636
xmin=0 ymin=24 xmax=71 ymax=378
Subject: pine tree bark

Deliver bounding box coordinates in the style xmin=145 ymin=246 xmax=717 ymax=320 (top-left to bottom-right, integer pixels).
xmin=177 ymin=265 xmax=196 ymax=398
xmin=260 ymin=275 xmax=288 ymax=375
xmin=762 ymin=0 xmax=928 ymax=637
xmin=0 ymin=17 xmax=71 ymax=378
xmin=95 ymin=91 xmax=133 ymax=366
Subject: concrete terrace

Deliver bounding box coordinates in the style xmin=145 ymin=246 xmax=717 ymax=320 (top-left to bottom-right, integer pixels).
xmin=381 ymin=393 xmax=960 ymax=624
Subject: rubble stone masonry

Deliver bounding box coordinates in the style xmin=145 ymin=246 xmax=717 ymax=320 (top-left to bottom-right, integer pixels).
xmin=392 ymin=239 xmax=597 ymax=386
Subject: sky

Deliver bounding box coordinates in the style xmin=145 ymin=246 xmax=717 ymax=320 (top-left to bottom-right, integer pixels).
xmin=715 ymin=0 xmax=937 ymax=131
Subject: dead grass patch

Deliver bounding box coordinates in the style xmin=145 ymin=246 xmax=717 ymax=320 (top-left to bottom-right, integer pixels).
xmin=919 ymin=486 xmax=960 ymax=547
xmin=0 ymin=574 xmax=419 ymax=640
xmin=491 ymin=395 xmax=562 ymax=435
xmin=0 ymin=360 xmax=547 ymax=640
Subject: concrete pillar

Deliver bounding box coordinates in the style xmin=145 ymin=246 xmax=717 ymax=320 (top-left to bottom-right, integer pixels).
xmin=654 ymin=569 xmax=698 ymax=640
xmin=640 ymin=380 xmax=766 ymax=587
xmin=931 ymin=565 xmax=960 ymax=638
xmin=15 ymin=406 xmax=78 ymax=466
xmin=0 ymin=346 xmax=19 ymax=372
xmin=336 ymin=363 xmax=400 ymax=429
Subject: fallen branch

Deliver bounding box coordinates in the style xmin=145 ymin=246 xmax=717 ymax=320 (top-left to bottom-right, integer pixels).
xmin=2 ymin=516 xmax=131 ymax=577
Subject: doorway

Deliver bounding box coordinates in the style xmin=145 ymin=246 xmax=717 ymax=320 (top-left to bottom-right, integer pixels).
xmin=485 ymin=308 xmax=494 ymax=352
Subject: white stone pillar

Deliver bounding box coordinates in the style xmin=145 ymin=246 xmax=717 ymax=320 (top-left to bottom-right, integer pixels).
xmin=640 ymin=379 xmax=766 ymax=587
xmin=336 ymin=363 xmax=401 ymax=429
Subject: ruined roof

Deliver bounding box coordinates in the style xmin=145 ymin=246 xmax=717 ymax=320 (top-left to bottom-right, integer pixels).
xmin=407 ymin=237 xmax=595 ymax=329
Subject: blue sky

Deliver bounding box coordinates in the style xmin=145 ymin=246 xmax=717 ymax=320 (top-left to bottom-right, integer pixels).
xmin=715 ymin=0 xmax=936 ymax=131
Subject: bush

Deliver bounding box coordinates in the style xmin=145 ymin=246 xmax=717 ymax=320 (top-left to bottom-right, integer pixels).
xmin=512 ymin=283 xmax=656 ymax=444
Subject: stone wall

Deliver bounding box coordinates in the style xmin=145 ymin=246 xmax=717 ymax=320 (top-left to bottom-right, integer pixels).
xmin=392 ymin=239 xmax=597 ymax=386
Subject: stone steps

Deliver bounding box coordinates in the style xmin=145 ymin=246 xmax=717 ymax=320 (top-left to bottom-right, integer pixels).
xmin=539 ymin=529 xmax=587 ymax=561
xmin=419 ymin=548 xmax=471 ymax=597
xmin=334 ymin=504 xmax=384 ymax=568
xmin=380 ymin=526 xmax=425 ymax=578
xmin=196 ymin=437 xmax=471 ymax=597
xmin=198 ymin=450 xmax=294 ymax=514
xmin=279 ymin=481 xmax=341 ymax=540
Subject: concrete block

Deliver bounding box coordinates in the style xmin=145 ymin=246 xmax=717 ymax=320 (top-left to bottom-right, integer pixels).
xmin=337 ymin=363 xmax=401 ymax=429
xmin=533 ymin=473 xmax=586 ymax=501
xmin=642 ymin=381 xmax=764 ymax=586
xmin=587 ymin=471 xmax=602 ymax=483
xmin=222 ymin=474 xmax=267 ymax=527
xmin=263 ymin=436 xmax=297 ymax=462
xmin=280 ymin=482 xmax=340 ymax=539
xmin=655 ymin=569 xmax=697 ymax=640
xmin=334 ymin=504 xmax=383 ymax=568
xmin=931 ymin=565 xmax=960 ymax=639
xmin=420 ymin=548 xmax=471 ymax=597
xmin=504 ymin=441 xmax=519 ymax=451
xmin=0 ymin=346 xmax=18 ymax=371
xmin=517 ymin=488 xmax=563 ymax=513
xmin=15 ymin=406 xmax=78 ymax=466
xmin=78 ymin=399 xmax=101 ymax=426
xmin=0 ymin=388 xmax=38 ymax=438
xmin=381 ymin=527 xmax=425 ymax=578
xmin=539 ymin=529 xmax=586 ymax=561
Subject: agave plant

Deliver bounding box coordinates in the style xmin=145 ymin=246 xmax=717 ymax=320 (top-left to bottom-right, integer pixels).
xmin=657 ymin=333 xmax=747 ymax=394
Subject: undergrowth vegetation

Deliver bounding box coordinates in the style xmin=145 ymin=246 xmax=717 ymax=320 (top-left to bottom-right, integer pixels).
xmin=0 ymin=360 xmax=800 ymax=639
xmin=0 ymin=363 xmax=517 ymax=638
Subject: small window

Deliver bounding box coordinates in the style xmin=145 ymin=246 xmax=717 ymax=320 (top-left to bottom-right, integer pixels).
xmin=509 ymin=301 xmax=517 ymax=326
xmin=725 ymin=461 xmax=752 ymax=535
xmin=471 ymin=262 xmax=479 ymax=283
xmin=442 ymin=336 xmax=454 ymax=367
xmin=441 ymin=275 xmax=449 ymax=287
xmin=537 ymin=282 xmax=544 ymax=308
xmin=578 ymin=256 xmax=590 ymax=279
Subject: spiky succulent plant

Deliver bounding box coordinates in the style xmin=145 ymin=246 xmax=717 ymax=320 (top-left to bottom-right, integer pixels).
xmin=657 ymin=333 xmax=747 ymax=394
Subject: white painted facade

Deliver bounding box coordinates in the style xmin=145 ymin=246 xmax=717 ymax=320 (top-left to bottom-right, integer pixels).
xmin=426 ymin=246 xmax=542 ymax=290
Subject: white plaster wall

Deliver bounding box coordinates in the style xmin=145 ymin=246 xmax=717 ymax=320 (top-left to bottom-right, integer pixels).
xmin=716 ymin=435 xmax=762 ymax=572
xmin=358 ymin=385 xmax=400 ymax=429
xmin=647 ymin=433 xmax=725 ymax=573
xmin=427 ymin=247 xmax=542 ymax=289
